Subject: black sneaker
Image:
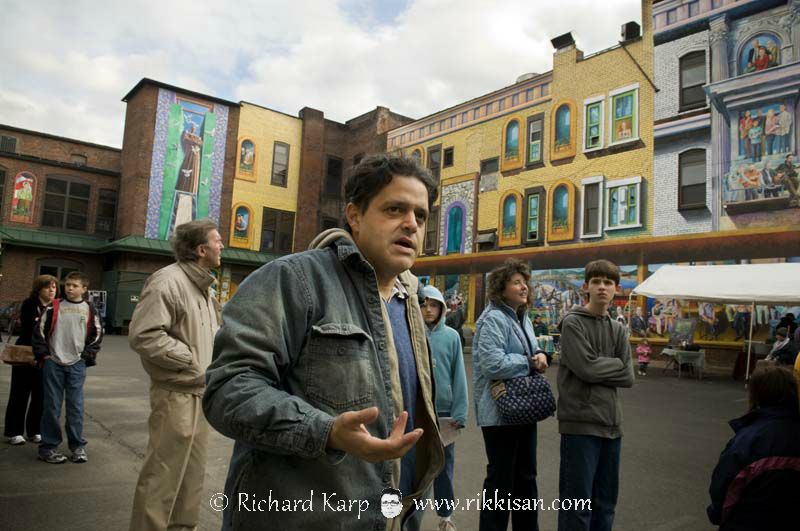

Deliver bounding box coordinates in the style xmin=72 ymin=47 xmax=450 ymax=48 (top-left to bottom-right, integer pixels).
xmin=38 ymin=451 xmax=68 ymax=464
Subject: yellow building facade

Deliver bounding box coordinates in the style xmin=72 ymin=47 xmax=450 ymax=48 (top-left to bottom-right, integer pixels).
xmin=229 ymin=102 xmax=302 ymax=252
xmin=388 ymin=6 xmax=654 ymax=326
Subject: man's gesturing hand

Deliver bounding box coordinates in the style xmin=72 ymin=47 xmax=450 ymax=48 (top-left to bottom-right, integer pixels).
xmin=327 ymin=407 xmax=423 ymax=463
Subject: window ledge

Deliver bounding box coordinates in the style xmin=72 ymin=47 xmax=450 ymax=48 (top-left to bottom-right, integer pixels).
xmin=583 ymin=145 xmax=604 ymax=154
xmin=678 ymin=203 xmax=708 ymax=212
xmin=605 ymin=223 xmax=642 ymax=232
xmin=608 ymin=137 xmax=640 ymax=148
xmin=580 ymin=233 xmax=603 ymax=239
xmin=525 ymin=161 xmax=545 ymax=170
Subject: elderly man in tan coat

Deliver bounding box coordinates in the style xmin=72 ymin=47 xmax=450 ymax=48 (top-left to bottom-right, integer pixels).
xmin=128 ymin=219 xmax=223 ymax=531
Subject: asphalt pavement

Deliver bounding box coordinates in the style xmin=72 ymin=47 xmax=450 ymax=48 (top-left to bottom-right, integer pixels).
xmin=0 ymin=335 xmax=746 ymax=531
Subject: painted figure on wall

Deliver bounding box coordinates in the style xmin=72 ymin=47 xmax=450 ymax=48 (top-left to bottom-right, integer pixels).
xmin=239 ymin=140 xmax=255 ymax=173
xmin=554 ymin=105 xmax=571 ymax=152
xmin=740 ymin=34 xmax=781 ymax=74
xmin=10 ymin=171 xmax=35 ymax=223
xmin=614 ymin=93 xmax=634 ymax=141
xmin=725 ymin=153 xmax=799 ymax=206
xmin=158 ymin=97 xmax=216 ymax=240
xmin=233 ymin=206 xmax=250 ymax=240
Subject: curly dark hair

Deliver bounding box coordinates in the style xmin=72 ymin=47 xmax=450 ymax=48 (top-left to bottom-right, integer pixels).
xmin=344 ymin=154 xmax=438 ymax=233
xmin=487 ymin=258 xmax=531 ymax=308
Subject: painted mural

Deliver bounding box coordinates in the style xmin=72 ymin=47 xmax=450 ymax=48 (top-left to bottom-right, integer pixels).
xmin=738 ymin=33 xmax=781 ymax=75
xmin=633 ymin=261 xmax=800 ymax=344
xmin=528 ymin=265 xmax=637 ymax=332
xmin=10 ymin=171 xmax=36 ymax=223
xmin=239 ymin=140 xmax=255 ymax=174
xmin=724 ymin=100 xmax=798 ymax=209
xmin=145 ymin=88 xmax=229 ymax=240
xmin=233 ymin=205 xmax=250 ymax=240
xmin=554 ymin=104 xmax=571 ymax=153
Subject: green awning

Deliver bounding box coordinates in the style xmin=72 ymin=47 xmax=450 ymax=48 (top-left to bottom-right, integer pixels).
xmin=0 ymin=227 xmax=106 ymax=252
xmin=102 ymin=236 xmax=279 ymax=265
xmin=0 ymin=229 xmax=278 ymax=267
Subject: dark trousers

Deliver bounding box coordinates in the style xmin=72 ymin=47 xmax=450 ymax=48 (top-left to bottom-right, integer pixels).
xmin=39 ymin=359 xmax=87 ymax=453
xmin=3 ymin=364 xmax=43 ymax=438
xmin=479 ymin=424 xmax=539 ymax=531
xmin=558 ymin=434 xmax=621 ymax=531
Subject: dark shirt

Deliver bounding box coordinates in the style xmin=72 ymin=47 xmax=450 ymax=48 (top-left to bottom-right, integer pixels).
xmin=385 ymin=293 xmax=418 ymax=497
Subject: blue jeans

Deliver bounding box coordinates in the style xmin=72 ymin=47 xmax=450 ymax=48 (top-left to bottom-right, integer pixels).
xmin=39 ymin=359 xmax=87 ymax=454
xmin=434 ymin=442 xmax=457 ymax=517
xmin=558 ymin=434 xmax=621 ymax=531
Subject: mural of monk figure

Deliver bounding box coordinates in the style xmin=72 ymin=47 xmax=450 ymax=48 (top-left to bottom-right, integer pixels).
xmin=173 ymin=121 xmax=203 ymax=227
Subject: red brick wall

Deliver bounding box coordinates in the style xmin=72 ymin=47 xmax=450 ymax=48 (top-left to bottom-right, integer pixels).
xmin=118 ymin=85 xmax=158 ymax=238
xmin=0 ymin=247 xmax=104 ymax=306
xmin=0 ymin=154 xmax=120 ymax=235
xmin=218 ymin=106 xmax=240 ymax=243
xmin=0 ymin=126 xmax=121 ymax=172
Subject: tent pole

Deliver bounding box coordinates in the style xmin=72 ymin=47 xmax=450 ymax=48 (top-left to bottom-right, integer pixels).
xmin=744 ymin=302 xmax=756 ymax=389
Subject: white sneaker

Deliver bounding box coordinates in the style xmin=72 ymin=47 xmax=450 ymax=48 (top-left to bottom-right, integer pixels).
xmin=7 ymin=436 xmax=25 ymax=445
xmin=31 ymin=434 xmax=42 ymax=443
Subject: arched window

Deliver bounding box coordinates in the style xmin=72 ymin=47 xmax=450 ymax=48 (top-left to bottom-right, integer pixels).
xmin=411 ymin=149 xmax=422 ymax=166
xmin=498 ymin=191 xmax=522 ymax=247
xmin=239 ymin=139 xmax=255 ymax=173
xmin=505 ymin=120 xmax=520 ymax=160
xmin=445 ymin=204 xmax=464 ymax=254
xmin=9 ymin=171 xmax=37 ymax=224
xmin=679 ymin=51 xmax=706 ymax=111
xmin=547 ymin=180 xmax=575 ymax=242
xmin=230 ymin=203 xmax=253 ymax=247
xmin=551 ymin=100 xmax=577 ymax=160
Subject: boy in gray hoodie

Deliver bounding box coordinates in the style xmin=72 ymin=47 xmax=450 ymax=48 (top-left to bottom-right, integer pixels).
xmin=557 ymin=259 xmax=634 ymax=531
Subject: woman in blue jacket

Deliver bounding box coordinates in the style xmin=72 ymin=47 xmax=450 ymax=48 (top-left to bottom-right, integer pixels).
xmin=420 ymin=285 xmax=468 ymax=531
xmin=473 ymin=259 xmax=550 ymax=531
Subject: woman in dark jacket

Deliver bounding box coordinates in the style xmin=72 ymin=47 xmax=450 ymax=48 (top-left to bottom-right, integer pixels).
xmin=3 ymin=275 xmax=58 ymax=445
xmin=707 ymin=365 xmax=800 ymax=530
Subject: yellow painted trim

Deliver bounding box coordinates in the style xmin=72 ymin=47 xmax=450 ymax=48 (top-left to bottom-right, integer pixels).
xmin=467 ymin=273 xmax=478 ymax=325
xmin=547 ymin=180 xmax=576 ymax=242
xmin=550 ymin=99 xmax=578 ymax=161
xmin=229 ymin=201 xmax=255 ymax=249
xmin=498 ymin=190 xmax=524 ymax=247
xmin=442 ymin=172 xmax=477 ymax=186
xmin=235 ymin=137 xmax=257 ymax=182
xmin=501 ymin=116 xmax=524 ymax=172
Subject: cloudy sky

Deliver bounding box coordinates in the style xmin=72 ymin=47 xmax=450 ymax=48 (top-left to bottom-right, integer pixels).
xmin=1 ymin=0 xmax=641 ymax=148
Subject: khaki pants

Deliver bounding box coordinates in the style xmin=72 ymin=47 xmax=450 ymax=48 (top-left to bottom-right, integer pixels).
xmin=130 ymin=386 xmax=208 ymax=531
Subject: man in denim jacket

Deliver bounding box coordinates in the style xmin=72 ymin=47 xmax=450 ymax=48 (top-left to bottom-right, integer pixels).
xmin=204 ymin=154 xmax=445 ymax=530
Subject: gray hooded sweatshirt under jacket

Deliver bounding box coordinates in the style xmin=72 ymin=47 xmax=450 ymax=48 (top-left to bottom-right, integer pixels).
xmin=557 ymin=306 xmax=635 ymax=439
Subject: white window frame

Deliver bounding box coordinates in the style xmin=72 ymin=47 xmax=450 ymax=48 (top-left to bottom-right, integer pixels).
xmin=605 ymin=175 xmax=642 ymax=231
xmin=583 ymin=95 xmax=605 ymax=153
xmin=607 ymin=83 xmax=640 ymax=147
xmin=580 ymin=175 xmax=605 ymax=238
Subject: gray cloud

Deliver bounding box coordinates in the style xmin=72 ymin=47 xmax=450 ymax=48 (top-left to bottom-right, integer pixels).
xmin=0 ymin=0 xmax=640 ymax=147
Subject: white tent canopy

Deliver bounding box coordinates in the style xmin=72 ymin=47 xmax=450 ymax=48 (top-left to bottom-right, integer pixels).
xmin=631 ymin=263 xmax=800 ymax=305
